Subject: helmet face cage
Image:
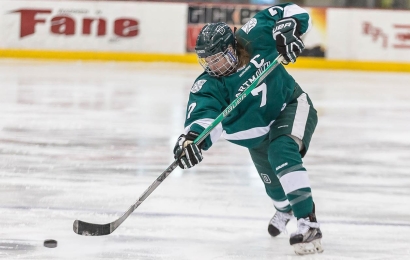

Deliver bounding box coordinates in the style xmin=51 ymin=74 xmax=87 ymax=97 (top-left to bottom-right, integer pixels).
xmin=195 ymin=22 xmax=238 ymax=77
xmin=197 ymin=47 xmax=237 ymax=77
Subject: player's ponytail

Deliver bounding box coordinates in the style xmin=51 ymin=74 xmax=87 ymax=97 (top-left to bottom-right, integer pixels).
xmin=236 ymin=41 xmax=250 ymax=68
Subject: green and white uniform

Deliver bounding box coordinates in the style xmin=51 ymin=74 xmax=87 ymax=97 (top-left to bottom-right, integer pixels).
xmin=184 ymin=3 xmax=317 ymax=218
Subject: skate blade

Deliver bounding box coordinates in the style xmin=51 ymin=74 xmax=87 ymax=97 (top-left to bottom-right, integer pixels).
xmin=293 ymin=239 xmax=324 ymax=255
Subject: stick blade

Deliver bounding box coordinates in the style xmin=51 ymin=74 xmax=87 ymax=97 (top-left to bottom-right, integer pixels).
xmin=73 ymin=220 xmax=111 ymax=236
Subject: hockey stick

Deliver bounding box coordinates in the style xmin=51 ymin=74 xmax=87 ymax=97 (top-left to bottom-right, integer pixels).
xmin=73 ymin=54 xmax=284 ymax=236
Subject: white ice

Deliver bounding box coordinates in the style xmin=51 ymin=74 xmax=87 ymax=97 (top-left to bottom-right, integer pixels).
xmin=0 ymin=59 xmax=409 ymax=259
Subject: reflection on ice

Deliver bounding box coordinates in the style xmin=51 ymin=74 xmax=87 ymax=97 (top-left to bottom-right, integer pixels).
xmin=0 ymin=59 xmax=410 ymax=259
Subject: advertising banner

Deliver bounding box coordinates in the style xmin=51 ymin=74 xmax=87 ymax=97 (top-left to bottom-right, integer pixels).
xmin=327 ymin=9 xmax=410 ymax=62
xmin=1 ymin=1 xmax=409 ymax=65
xmin=0 ymin=1 xmax=187 ymax=54
xmin=187 ymin=4 xmax=264 ymax=52
xmin=187 ymin=4 xmax=327 ymax=58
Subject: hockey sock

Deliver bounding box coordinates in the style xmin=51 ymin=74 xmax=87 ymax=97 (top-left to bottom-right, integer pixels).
xmin=266 ymin=187 xmax=292 ymax=213
xmin=269 ymin=135 xmax=313 ymax=218
xmin=248 ymin=138 xmax=292 ymax=213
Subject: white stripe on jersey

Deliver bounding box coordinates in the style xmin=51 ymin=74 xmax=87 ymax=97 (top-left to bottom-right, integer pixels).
xmin=283 ymin=4 xmax=312 ymax=35
xmin=291 ymin=93 xmax=310 ymax=140
xmin=222 ymin=120 xmax=275 ymax=141
xmin=184 ymin=118 xmax=223 ymax=145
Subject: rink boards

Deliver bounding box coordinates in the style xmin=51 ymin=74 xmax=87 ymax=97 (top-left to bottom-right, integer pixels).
xmin=0 ymin=0 xmax=410 ymax=71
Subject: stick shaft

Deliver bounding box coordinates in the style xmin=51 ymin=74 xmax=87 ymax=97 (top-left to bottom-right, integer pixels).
xmin=110 ymin=160 xmax=179 ymax=232
xmin=115 ymin=55 xmax=283 ymax=229
xmin=73 ymin=55 xmax=283 ymax=236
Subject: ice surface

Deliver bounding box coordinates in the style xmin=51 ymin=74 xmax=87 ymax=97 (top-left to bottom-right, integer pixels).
xmin=0 ymin=59 xmax=409 ymax=259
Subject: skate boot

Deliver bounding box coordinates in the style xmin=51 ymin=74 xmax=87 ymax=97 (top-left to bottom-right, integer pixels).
xmin=268 ymin=210 xmax=293 ymax=237
xmin=289 ymin=209 xmax=324 ymax=255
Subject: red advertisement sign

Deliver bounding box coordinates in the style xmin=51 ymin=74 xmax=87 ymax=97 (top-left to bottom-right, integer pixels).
xmin=12 ymin=9 xmax=139 ymax=38
xmin=363 ymin=21 xmax=410 ymax=49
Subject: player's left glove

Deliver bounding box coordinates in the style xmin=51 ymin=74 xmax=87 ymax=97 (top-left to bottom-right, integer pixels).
xmin=173 ymin=131 xmax=203 ymax=169
xmin=273 ymin=18 xmax=305 ymax=64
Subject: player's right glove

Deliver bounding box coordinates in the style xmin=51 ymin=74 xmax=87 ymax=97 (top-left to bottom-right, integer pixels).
xmin=173 ymin=131 xmax=203 ymax=169
xmin=273 ymin=18 xmax=305 ymax=64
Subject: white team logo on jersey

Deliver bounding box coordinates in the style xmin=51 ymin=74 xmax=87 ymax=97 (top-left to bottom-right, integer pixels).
xmin=260 ymin=173 xmax=271 ymax=184
xmin=241 ymin=18 xmax=257 ymax=34
xmin=191 ymin=79 xmax=206 ymax=93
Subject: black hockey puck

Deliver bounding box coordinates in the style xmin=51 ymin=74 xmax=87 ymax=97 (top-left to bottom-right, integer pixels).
xmin=43 ymin=239 xmax=57 ymax=248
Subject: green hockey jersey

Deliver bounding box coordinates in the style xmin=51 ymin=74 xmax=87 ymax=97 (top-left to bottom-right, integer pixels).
xmin=184 ymin=3 xmax=311 ymax=150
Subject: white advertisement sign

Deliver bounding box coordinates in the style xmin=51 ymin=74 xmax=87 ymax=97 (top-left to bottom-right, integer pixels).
xmin=0 ymin=1 xmax=187 ymax=54
xmin=327 ymin=9 xmax=410 ymax=62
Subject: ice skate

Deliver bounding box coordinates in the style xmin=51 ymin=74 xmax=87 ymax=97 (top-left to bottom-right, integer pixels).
xmin=268 ymin=210 xmax=293 ymax=237
xmin=289 ymin=211 xmax=324 ymax=255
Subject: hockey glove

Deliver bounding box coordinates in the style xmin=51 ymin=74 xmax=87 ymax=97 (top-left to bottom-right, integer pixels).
xmin=173 ymin=131 xmax=203 ymax=169
xmin=273 ymin=18 xmax=305 ymax=64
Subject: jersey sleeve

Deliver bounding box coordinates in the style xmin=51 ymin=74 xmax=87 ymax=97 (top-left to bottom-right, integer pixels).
xmin=266 ymin=2 xmax=311 ymax=35
xmin=236 ymin=2 xmax=311 ymax=55
xmin=184 ymin=76 xmax=228 ymax=151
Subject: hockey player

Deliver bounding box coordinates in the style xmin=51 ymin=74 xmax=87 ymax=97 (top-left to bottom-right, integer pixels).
xmin=173 ymin=2 xmax=323 ymax=255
